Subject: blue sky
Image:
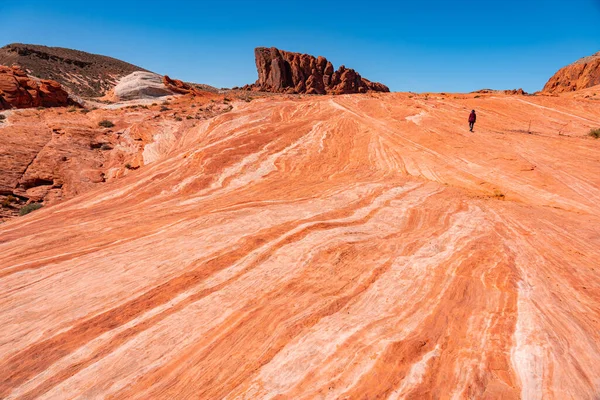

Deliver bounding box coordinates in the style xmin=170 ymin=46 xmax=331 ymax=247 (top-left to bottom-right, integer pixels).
xmin=1 ymin=0 xmax=599 ymax=92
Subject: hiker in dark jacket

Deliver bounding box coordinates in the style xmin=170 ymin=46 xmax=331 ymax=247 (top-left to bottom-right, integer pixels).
xmin=468 ymin=110 xmax=476 ymax=132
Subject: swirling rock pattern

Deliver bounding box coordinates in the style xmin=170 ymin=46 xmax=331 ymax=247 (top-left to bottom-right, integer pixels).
xmin=1 ymin=93 xmax=600 ymax=399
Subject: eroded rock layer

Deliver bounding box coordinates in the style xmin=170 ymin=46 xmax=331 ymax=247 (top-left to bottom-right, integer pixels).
xmin=0 ymin=93 xmax=600 ymax=398
xmin=247 ymin=47 xmax=390 ymax=94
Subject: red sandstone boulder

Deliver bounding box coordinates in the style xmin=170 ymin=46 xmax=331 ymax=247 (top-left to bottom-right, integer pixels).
xmin=0 ymin=65 xmax=77 ymax=109
xmin=163 ymin=75 xmax=206 ymax=96
xmin=248 ymin=47 xmax=389 ymax=95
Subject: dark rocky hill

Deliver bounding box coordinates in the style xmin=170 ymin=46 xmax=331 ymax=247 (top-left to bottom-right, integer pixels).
xmin=0 ymin=43 xmax=148 ymax=97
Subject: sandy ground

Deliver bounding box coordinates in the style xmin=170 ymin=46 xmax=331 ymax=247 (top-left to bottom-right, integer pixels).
xmin=1 ymin=92 xmax=599 ymax=399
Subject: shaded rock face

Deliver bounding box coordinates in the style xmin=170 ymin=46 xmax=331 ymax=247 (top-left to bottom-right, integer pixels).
xmin=0 ymin=66 xmax=76 ymax=109
xmin=543 ymin=51 xmax=600 ymax=93
xmin=247 ymin=47 xmax=389 ymax=94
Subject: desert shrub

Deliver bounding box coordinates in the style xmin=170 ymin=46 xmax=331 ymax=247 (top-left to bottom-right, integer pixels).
xmin=0 ymin=114 xmax=7 ymax=120
xmin=589 ymin=128 xmax=600 ymax=139
xmin=175 ymin=116 xmax=183 ymax=121
xmin=1 ymin=195 xmax=17 ymax=207
xmin=19 ymin=203 xmax=43 ymax=216
xmin=186 ymin=115 xmax=193 ymax=119
xmin=67 ymin=107 xmax=77 ymax=112
xmin=160 ymin=106 xmax=170 ymax=112
xmin=474 ymin=95 xmax=481 ymax=98
xmin=100 ymin=143 xmax=112 ymax=150
xmin=80 ymin=109 xmax=91 ymax=114
xmin=493 ymin=189 xmax=505 ymax=200
xmin=98 ymin=120 xmax=115 ymax=128
xmin=37 ymin=106 xmax=45 ymax=110
xmin=125 ymin=163 xmax=133 ymax=170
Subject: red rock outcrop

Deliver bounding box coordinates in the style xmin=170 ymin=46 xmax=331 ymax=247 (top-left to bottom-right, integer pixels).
xmin=0 ymin=65 xmax=76 ymax=109
xmin=246 ymin=47 xmax=390 ymax=94
xmin=0 ymin=92 xmax=228 ymax=220
xmin=543 ymin=51 xmax=600 ymax=93
xmin=163 ymin=75 xmax=206 ymax=96
xmin=472 ymin=88 xmax=527 ymax=95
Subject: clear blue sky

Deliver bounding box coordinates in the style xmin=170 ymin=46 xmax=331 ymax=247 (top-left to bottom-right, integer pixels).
xmin=1 ymin=0 xmax=599 ymax=92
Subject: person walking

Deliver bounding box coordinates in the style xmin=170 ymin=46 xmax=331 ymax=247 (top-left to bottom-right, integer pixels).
xmin=468 ymin=110 xmax=476 ymax=132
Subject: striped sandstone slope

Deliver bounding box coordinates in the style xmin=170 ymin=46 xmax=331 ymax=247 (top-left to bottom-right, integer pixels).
xmin=0 ymin=92 xmax=600 ymax=399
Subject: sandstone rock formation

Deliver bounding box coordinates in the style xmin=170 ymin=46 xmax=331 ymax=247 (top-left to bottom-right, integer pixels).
xmin=0 ymin=65 xmax=76 ymax=109
xmin=246 ymin=47 xmax=390 ymax=94
xmin=113 ymin=72 xmax=175 ymax=100
xmin=543 ymin=51 xmax=600 ymax=93
xmin=0 ymin=91 xmax=227 ymax=219
xmin=473 ymin=88 xmax=527 ymax=95
xmin=163 ymin=75 xmax=207 ymax=96
xmin=1 ymin=92 xmax=599 ymax=398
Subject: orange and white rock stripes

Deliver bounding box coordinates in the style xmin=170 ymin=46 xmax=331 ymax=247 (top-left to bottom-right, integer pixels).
xmin=1 ymin=93 xmax=600 ymax=399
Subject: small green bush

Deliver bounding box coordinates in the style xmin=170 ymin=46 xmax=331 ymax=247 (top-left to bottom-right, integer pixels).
xmin=19 ymin=203 xmax=43 ymax=216
xmin=589 ymin=128 xmax=600 ymax=139
xmin=186 ymin=115 xmax=194 ymax=120
xmin=98 ymin=120 xmax=115 ymax=128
